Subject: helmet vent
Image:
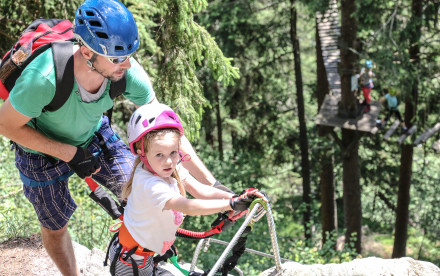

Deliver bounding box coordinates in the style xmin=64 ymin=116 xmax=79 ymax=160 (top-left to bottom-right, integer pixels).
xmin=95 ymin=32 xmax=109 ymax=39
xmin=78 ymin=19 xmax=84 ymax=25
xmin=115 ymin=46 xmax=124 ymax=51
xmin=89 ymin=20 xmax=102 ymax=27
xmin=135 ymin=115 xmax=142 ymax=125
xmin=149 ymin=117 xmax=155 ymax=124
xmin=85 ymin=11 xmax=95 ymax=16
xmin=128 ymin=44 xmax=133 ymax=50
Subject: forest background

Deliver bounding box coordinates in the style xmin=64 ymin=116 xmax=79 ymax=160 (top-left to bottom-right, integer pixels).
xmin=0 ymin=0 xmax=439 ymax=275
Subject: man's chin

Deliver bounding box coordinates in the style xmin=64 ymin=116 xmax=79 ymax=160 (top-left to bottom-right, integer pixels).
xmin=109 ymin=72 xmax=125 ymax=82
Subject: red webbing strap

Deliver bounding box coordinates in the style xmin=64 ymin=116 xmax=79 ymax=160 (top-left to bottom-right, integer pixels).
xmin=85 ymin=177 xmax=99 ymax=191
xmin=229 ymin=210 xmax=247 ymax=221
xmin=0 ymin=81 xmax=9 ymax=100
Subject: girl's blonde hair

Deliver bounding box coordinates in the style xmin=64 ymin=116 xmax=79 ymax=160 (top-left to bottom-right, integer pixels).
xmin=120 ymin=128 xmax=186 ymax=201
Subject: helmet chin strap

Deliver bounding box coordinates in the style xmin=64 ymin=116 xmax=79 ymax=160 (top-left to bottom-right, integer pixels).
xmin=139 ymin=139 xmax=159 ymax=176
xmin=140 ymin=155 xmax=158 ymax=176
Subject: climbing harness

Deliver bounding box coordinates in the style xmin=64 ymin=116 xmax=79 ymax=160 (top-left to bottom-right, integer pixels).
xmin=84 ymin=177 xmax=283 ymax=275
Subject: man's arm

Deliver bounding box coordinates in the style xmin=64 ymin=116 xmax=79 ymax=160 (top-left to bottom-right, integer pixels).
xmin=179 ymin=135 xmax=216 ymax=186
xmin=182 ymin=173 xmax=233 ymax=200
xmin=0 ymin=99 xmax=76 ymax=162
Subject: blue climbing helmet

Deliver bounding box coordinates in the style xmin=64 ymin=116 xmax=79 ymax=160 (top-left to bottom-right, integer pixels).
xmin=365 ymin=60 xmax=373 ymax=68
xmin=73 ymin=0 xmax=139 ymax=57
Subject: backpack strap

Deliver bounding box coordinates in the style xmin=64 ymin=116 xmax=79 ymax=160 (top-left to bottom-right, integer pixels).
xmin=43 ymin=41 xmax=74 ymax=112
xmin=106 ymin=74 xmax=126 ymax=124
xmin=109 ymin=73 xmax=126 ymax=100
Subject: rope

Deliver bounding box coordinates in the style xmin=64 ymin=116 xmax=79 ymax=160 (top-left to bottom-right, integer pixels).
xmin=265 ymin=202 xmax=282 ymax=272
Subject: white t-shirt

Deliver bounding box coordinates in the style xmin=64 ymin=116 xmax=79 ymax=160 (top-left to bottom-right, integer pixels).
xmin=123 ymin=163 xmax=184 ymax=254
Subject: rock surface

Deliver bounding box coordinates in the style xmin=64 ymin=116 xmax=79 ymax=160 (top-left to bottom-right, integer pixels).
xmin=1 ymin=235 xmax=439 ymax=276
xmin=0 ymin=235 xmax=197 ymax=276
xmin=260 ymin=257 xmax=440 ymax=276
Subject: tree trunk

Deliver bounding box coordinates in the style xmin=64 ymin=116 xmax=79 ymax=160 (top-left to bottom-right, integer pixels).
xmin=319 ymin=147 xmax=337 ymax=245
xmin=214 ymin=82 xmax=224 ymax=160
xmin=229 ymin=86 xmax=239 ymax=157
xmin=203 ymin=84 xmax=215 ymax=147
xmin=342 ymin=129 xmax=362 ymax=253
xmin=339 ymin=0 xmax=358 ymax=114
xmin=392 ymin=145 xmax=413 ymax=257
xmin=392 ymin=0 xmax=421 ymax=258
xmin=315 ymin=15 xmax=337 ymax=247
xmin=290 ymin=0 xmax=312 ymax=240
xmin=340 ymin=0 xmax=362 ymax=253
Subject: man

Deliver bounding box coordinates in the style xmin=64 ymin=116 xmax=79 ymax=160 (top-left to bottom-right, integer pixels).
xmin=0 ymin=0 xmax=217 ymax=275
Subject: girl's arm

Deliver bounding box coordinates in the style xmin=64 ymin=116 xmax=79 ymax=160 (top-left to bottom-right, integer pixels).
xmin=165 ymin=196 xmax=232 ymax=216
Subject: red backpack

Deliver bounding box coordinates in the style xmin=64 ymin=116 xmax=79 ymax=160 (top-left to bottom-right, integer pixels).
xmin=0 ymin=18 xmax=126 ymax=113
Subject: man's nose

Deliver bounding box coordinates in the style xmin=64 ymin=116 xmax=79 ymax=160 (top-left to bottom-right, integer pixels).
xmin=119 ymin=58 xmax=131 ymax=69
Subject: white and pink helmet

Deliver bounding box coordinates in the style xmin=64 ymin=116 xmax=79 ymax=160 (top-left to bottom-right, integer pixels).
xmin=127 ymin=103 xmax=184 ymax=157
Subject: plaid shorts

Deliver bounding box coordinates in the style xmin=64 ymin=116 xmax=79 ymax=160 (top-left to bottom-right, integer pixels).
xmin=15 ymin=116 xmax=135 ymax=230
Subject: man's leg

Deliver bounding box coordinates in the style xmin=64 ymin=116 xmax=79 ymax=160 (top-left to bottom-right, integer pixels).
xmin=41 ymin=224 xmax=79 ymax=276
xmin=16 ymin=146 xmax=78 ymax=275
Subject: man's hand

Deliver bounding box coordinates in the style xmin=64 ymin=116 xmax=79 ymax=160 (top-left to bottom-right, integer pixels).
xmin=229 ymin=188 xmax=268 ymax=211
xmin=213 ymin=180 xmax=235 ymax=194
xmin=67 ymin=147 xmax=100 ymax=178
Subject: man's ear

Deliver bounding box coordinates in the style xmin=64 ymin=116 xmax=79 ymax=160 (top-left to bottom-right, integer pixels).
xmin=80 ymin=45 xmax=94 ymax=60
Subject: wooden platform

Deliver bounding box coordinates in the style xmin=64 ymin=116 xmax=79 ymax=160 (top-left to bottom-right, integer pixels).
xmin=316 ymin=95 xmax=381 ymax=134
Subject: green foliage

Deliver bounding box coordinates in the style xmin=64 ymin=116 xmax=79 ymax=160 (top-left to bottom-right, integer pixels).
xmin=152 ymin=0 xmax=239 ymax=139
xmin=0 ymin=136 xmax=40 ymax=242
xmin=0 ymin=0 xmax=239 ymax=140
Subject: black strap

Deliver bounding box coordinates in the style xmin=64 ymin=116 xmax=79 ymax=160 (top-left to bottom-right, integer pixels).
xmin=106 ymin=73 xmax=127 ymax=124
xmin=105 ymin=231 xmax=119 ymax=267
xmin=110 ymin=239 xmax=123 ymax=276
xmin=129 ymin=255 xmax=140 ymax=276
xmin=121 ymin=246 xmax=140 ymax=276
xmin=219 ymin=226 xmax=252 ymax=275
xmin=94 ymin=131 xmax=114 ymax=162
xmin=153 ymin=245 xmax=177 ymax=266
xmin=43 ymin=41 xmax=74 ymax=112
xmin=109 ymin=73 xmax=126 ymax=99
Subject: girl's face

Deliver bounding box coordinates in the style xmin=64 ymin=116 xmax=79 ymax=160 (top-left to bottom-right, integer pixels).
xmin=145 ymin=132 xmax=180 ymax=179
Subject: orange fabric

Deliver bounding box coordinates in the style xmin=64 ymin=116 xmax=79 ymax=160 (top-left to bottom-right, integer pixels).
xmin=119 ymin=223 xmax=155 ymax=256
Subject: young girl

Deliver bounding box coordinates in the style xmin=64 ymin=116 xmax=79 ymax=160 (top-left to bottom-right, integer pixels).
xmin=108 ymin=104 xmax=266 ymax=276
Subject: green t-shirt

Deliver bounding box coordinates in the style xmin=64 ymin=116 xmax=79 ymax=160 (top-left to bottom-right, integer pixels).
xmin=9 ymin=47 xmax=154 ymax=153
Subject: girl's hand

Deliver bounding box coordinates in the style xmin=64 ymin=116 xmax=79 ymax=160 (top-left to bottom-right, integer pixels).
xmin=229 ymin=188 xmax=268 ymax=211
